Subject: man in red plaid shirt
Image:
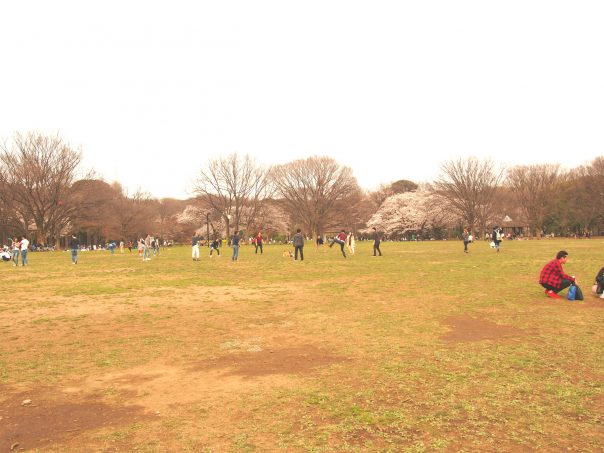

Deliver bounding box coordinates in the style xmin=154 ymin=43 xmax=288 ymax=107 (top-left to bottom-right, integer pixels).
xmin=539 ymin=250 xmax=575 ymax=299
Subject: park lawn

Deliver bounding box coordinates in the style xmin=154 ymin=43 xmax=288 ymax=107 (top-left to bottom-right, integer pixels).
xmin=0 ymin=239 xmax=603 ymax=452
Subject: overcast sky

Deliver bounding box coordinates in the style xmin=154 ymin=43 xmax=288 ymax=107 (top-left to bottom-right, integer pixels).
xmin=1 ymin=1 xmax=603 ymax=199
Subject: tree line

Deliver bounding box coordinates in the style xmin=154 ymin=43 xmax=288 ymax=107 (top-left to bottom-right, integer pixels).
xmin=1 ymin=132 xmax=602 ymax=247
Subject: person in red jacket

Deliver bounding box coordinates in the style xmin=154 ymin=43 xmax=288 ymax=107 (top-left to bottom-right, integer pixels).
xmin=255 ymin=232 xmax=263 ymax=254
xmin=329 ymin=230 xmax=348 ymax=258
xmin=539 ymin=250 xmax=575 ymax=299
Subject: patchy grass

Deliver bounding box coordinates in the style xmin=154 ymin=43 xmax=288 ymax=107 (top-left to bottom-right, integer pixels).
xmin=0 ymin=239 xmax=603 ymax=452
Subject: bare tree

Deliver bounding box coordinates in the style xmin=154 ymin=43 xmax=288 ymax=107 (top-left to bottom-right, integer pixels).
xmin=368 ymin=179 xmax=418 ymax=211
xmin=368 ymin=183 xmax=394 ymax=210
xmin=432 ymin=157 xmax=505 ymax=235
xmin=270 ymin=156 xmax=361 ymax=241
xmin=111 ymin=187 xmax=156 ymax=241
xmin=0 ymin=132 xmax=91 ymax=245
xmin=553 ymin=158 xmax=603 ymax=235
xmin=70 ymin=179 xmax=121 ymax=245
xmin=506 ymin=163 xmax=564 ymax=237
xmin=155 ymin=198 xmax=189 ymax=240
xmin=193 ymin=153 xmax=272 ymax=239
xmin=391 ymin=179 xmax=419 ymax=194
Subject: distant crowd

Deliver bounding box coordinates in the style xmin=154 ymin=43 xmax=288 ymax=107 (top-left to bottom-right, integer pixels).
xmin=3 ymin=228 xmax=603 ymax=302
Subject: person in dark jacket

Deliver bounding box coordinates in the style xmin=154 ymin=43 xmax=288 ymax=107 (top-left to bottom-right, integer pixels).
xmin=231 ymin=231 xmax=241 ymax=261
xmin=594 ymin=267 xmax=604 ymax=298
xmin=292 ymin=229 xmax=304 ymax=261
xmin=210 ymin=237 xmax=221 ymax=257
xmin=69 ymin=235 xmax=80 ymax=264
xmin=372 ymin=227 xmax=382 ymax=256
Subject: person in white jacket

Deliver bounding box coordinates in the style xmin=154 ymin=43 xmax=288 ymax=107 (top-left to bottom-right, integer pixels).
xmin=347 ymin=232 xmax=356 ymax=255
xmin=20 ymin=236 xmax=29 ymax=266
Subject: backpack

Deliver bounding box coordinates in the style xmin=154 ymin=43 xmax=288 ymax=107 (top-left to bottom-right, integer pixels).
xmin=574 ymin=285 xmax=584 ymax=301
xmin=568 ymin=284 xmax=584 ymax=301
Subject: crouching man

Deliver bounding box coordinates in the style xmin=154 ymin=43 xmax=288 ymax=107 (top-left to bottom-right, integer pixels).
xmin=539 ymin=250 xmax=575 ymax=299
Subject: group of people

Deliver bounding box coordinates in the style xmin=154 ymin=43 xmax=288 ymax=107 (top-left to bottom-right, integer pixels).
xmin=2 ymin=236 xmax=30 ymax=266
xmin=462 ymin=226 xmax=504 ymax=253
xmin=192 ymin=236 xmax=222 ymax=261
xmin=68 ymin=236 xmax=160 ymax=264
xmin=137 ymin=235 xmax=161 ymax=261
xmin=188 ymin=228 xmax=383 ymax=263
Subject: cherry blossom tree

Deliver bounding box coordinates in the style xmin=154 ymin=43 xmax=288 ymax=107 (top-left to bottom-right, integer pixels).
xmin=365 ymin=185 xmax=455 ymax=239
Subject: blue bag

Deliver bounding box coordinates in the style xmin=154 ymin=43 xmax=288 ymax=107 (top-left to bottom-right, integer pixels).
xmin=567 ymin=284 xmax=577 ymax=301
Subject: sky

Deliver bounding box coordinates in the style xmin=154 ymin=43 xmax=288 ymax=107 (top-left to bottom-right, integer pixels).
xmin=1 ymin=1 xmax=603 ymax=199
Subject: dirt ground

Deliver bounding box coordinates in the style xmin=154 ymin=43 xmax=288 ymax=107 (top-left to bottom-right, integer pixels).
xmin=2 ymin=244 xmax=603 ymax=451
xmin=0 ymin=306 xmax=521 ymax=451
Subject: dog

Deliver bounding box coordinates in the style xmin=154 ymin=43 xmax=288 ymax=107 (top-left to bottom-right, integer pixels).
xmin=282 ymin=250 xmax=294 ymax=258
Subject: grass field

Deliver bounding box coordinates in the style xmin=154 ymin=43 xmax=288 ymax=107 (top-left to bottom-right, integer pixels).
xmin=1 ymin=239 xmax=603 ymax=452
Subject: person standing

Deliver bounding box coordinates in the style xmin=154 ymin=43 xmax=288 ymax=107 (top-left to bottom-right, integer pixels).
xmin=293 ymin=228 xmax=304 ymax=261
xmin=69 ymin=235 xmax=80 ymax=264
xmin=329 ymin=230 xmax=347 ymax=258
xmin=119 ymin=240 xmax=125 ymax=254
xmin=231 ymin=231 xmax=241 ymax=261
xmin=255 ymin=232 xmax=263 ymax=254
xmin=462 ymin=228 xmax=470 ymax=253
xmin=20 ymin=236 xmax=29 ymax=266
xmin=10 ymin=236 xmax=20 ymax=266
xmin=143 ymin=234 xmax=152 ymax=261
xmin=347 ymin=232 xmax=356 ymax=255
xmin=492 ymin=226 xmax=503 ymax=252
xmin=192 ymin=235 xmax=200 ymax=261
xmin=539 ymin=250 xmax=576 ymax=299
xmin=372 ymin=227 xmax=382 ymax=256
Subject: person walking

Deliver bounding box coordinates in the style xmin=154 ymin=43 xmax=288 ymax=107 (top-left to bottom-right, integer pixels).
xmin=372 ymin=227 xmax=382 ymax=256
xmin=329 ymin=230 xmax=347 ymax=258
xmin=293 ymin=228 xmax=304 ymax=261
xmin=539 ymin=250 xmax=576 ymax=299
xmin=231 ymin=231 xmax=241 ymax=261
xmin=347 ymin=232 xmax=356 ymax=255
xmin=462 ymin=228 xmax=470 ymax=253
xmin=20 ymin=236 xmax=29 ymax=266
xmin=69 ymin=235 xmax=80 ymax=264
xmin=255 ymin=232 xmax=263 ymax=254
xmin=191 ymin=235 xmax=200 ymax=261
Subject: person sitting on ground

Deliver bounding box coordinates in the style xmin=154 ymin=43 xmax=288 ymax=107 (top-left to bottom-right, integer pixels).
xmin=539 ymin=250 xmax=576 ymax=299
